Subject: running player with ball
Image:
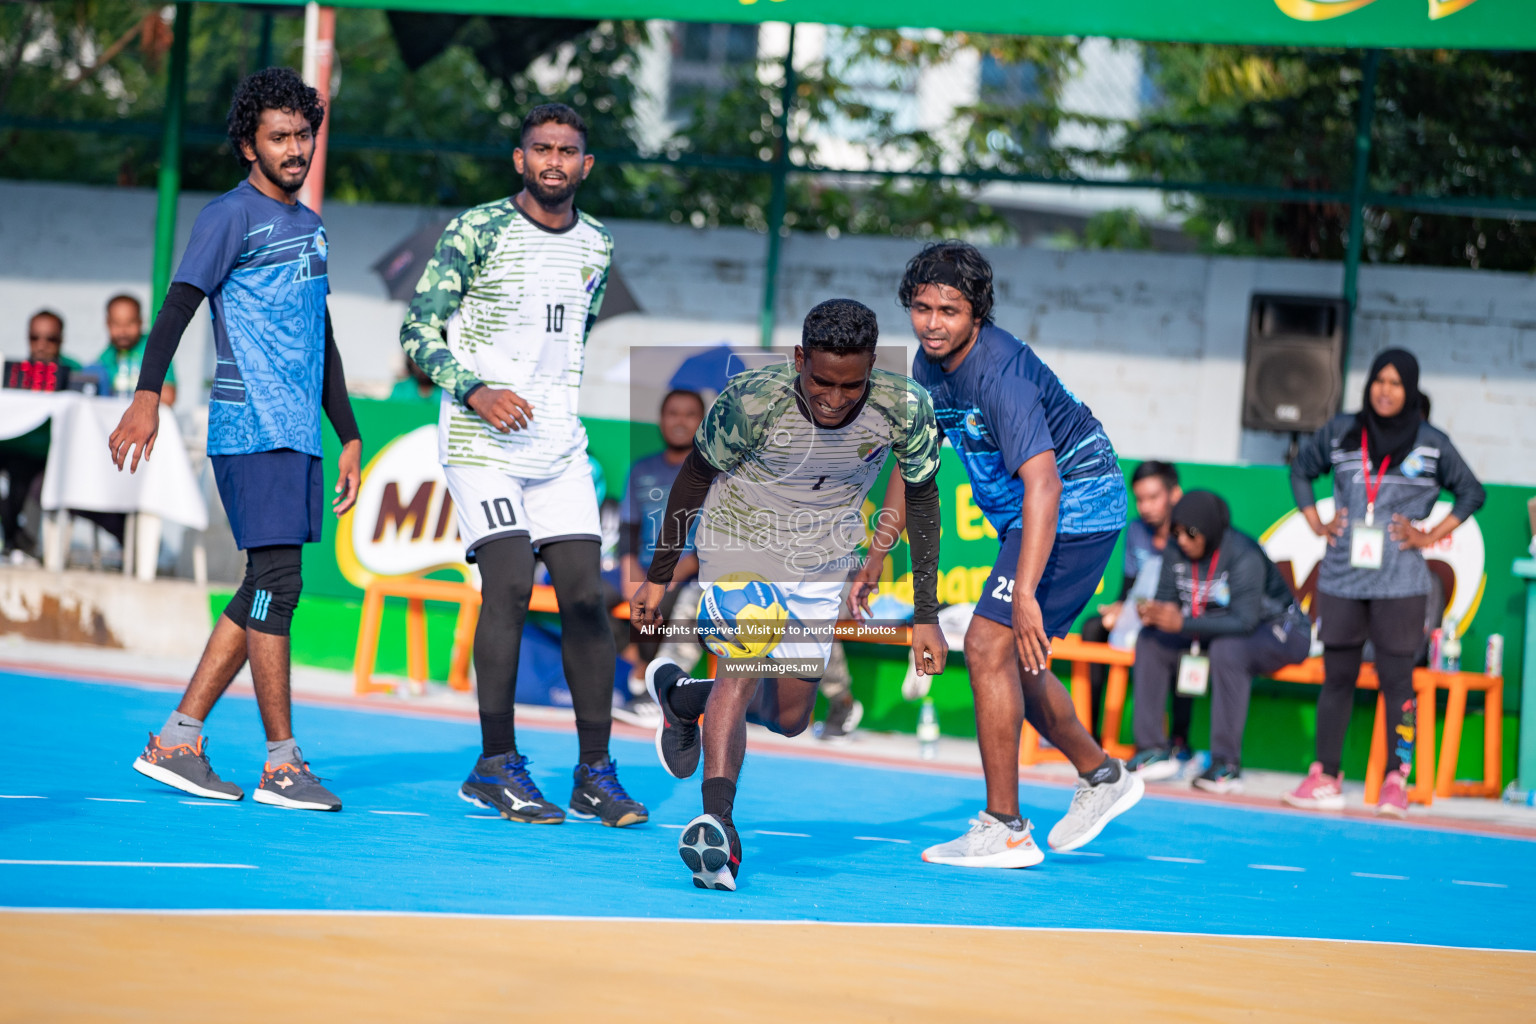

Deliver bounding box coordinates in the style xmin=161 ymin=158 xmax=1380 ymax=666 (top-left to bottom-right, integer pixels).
xmin=632 ymin=298 xmax=946 ymax=891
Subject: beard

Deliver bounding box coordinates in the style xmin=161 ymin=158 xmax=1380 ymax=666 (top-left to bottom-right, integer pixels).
xmin=257 ymin=151 xmax=308 ymax=195
xmin=523 ymin=166 xmax=580 ymax=208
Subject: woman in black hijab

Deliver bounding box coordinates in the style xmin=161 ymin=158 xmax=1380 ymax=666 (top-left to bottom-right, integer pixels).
xmin=1283 ymin=348 xmax=1484 ymax=817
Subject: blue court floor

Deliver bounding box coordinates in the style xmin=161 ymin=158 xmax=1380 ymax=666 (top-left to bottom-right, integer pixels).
xmin=3 ymin=667 xmax=1534 ymax=951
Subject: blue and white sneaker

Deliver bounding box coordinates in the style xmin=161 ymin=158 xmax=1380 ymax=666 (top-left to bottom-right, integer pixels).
xmin=679 ymin=812 xmax=741 ymax=891
xmin=459 ymin=753 xmax=564 ymax=823
xmin=646 ymin=658 xmax=702 ymax=780
xmin=568 ymin=759 xmax=648 ymax=827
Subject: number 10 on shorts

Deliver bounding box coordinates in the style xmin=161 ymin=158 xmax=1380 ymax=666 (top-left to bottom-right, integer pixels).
xmin=480 ymin=499 xmax=517 ymax=529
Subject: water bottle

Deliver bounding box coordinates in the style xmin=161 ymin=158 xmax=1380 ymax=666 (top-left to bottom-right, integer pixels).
xmin=917 ymin=697 xmax=940 ymax=760
xmin=1441 ymin=615 xmax=1461 ymax=672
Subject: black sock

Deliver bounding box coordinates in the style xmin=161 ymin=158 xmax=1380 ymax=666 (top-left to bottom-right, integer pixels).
xmin=985 ymin=809 xmax=1022 ymax=828
xmin=576 ymin=722 xmax=609 ymax=769
xmin=1081 ymin=755 xmax=1121 ymax=786
xmin=701 ymin=776 xmax=736 ymax=822
xmin=669 ymin=677 xmax=714 ymax=721
xmin=480 ymin=710 xmax=517 ymax=759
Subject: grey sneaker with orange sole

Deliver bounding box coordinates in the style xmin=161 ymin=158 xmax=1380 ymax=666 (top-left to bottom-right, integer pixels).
xmin=132 ymin=733 xmax=243 ymax=801
xmin=254 ymin=757 xmax=341 ymax=811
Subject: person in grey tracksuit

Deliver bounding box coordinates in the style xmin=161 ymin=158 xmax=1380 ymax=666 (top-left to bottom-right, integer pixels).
xmin=1282 ymin=347 xmax=1484 ymax=816
xmin=1131 ymin=491 xmax=1310 ymax=793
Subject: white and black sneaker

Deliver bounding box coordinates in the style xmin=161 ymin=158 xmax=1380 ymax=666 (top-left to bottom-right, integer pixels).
xmin=132 ymin=733 xmax=244 ymax=801
xmin=646 ymin=658 xmax=702 ymax=780
xmin=814 ymin=697 xmax=864 ymax=742
xmin=1127 ymin=747 xmax=1181 ymax=782
xmin=568 ymin=759 xmax=648 ymax=827
xmin=1193 ymin=760 xmax=1244 ymax=795
xmin=612 ymin=691 xmax=663 ymax=729
xmin=678 ymin=812 xmax=741 ymax=891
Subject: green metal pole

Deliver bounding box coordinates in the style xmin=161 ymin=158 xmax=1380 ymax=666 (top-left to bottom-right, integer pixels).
xmin=758 ymin=24 xmax=796 ymax=350
xmin=151 ymin=2 xmax=192 ymax=320
xmin=257 ymin=8 xmax=275 ymax=69
xmin=1340 ymin=48 xmax=1380 ymax=377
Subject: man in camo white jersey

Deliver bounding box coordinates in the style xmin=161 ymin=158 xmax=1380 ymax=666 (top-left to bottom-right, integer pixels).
xmin=633 ymin=298 xmax=948 ymax=891
xmin=400 ymin=103 xmax=647 ymax=830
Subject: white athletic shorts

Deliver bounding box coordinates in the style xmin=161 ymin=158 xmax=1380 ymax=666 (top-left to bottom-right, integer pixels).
xmin=698 ymin=549 xmax=846 ymax=673
xmin=444 ymin=458 xmax=601 ymax=558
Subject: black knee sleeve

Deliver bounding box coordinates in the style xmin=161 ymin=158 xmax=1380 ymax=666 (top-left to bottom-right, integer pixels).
xmin=222 ymin=545 xmax=303 ymax=636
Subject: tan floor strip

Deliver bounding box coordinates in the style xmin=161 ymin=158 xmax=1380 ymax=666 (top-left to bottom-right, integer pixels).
xmin=2 ymin=912 xmax=1533 ymax=1023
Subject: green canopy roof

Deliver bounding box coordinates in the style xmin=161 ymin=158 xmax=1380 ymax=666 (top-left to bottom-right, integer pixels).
xmin=217 ymin=0 xmax=1533 ymax=49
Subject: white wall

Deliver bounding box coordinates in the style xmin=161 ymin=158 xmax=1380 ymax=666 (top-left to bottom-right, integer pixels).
xmin=4 ymin=179 xmax=1534 ymax=485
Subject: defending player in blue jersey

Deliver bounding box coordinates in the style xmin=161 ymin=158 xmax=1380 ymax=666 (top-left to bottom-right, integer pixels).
xmin=108 ymin=68 xmax=362 ymax=812
xmin=855 ymin=241 xmax=1142 ymax=867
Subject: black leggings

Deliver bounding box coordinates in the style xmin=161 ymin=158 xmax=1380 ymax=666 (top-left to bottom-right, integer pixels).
xmin=1314 ymin=592 xmax=1427 ymax=776
xmin=473 ymin=537 xmax=616 ymax=764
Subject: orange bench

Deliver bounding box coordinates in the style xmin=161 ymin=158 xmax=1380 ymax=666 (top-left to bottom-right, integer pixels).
xmin=354 ymin=580 xmax=619 ymax=696
xmin=1029 ymin=636 xmax=1503 ymax=806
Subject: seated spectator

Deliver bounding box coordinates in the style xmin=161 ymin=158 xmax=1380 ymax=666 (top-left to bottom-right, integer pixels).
xmin=1 ymin=310 xmax=78 ymax=557
xmin=1080 ymin=460 xmax=1190 ymax=751
xmin=390 ymin=358 xmax=438 ymax=402
xmin=1128 ymin=490 xmax=1310 ymax=793
xmin=92 ymin=295 xmax=175 ymax=405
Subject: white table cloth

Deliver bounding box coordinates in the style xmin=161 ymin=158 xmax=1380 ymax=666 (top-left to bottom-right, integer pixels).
xmin=0 ymin=391 xmax=207 ymax=529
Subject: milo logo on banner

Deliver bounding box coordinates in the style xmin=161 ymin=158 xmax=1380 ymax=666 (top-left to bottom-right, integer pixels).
xmin=1261 ymin=498 xmax=1486 ymax=632
xmin=335 ymin=426 xmax=470 ymax=588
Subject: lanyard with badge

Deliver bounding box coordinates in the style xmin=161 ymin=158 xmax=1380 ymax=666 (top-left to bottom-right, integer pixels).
xmin=1350 ymin=430 xmax=1387 ymax=571
xmin=1176 ymin=550 xmax=1220 ymax=697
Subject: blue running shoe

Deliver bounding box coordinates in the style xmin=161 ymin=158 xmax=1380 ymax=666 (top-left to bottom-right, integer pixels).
xmin=459 ymin=753 xmax=564 ymax=823
xmin=568 ymin=759 xmax=648 ymax=827
xmin=679 ymin=812 xmax=741 ymax=891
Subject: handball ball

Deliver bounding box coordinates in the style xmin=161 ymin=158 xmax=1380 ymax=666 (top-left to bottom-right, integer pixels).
xmin=697 ymin=573 xmax=789 ymax=659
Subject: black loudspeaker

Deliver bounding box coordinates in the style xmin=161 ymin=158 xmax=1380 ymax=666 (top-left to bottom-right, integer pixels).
xmin=1241 ymin=293 xmax=1346 ymax=433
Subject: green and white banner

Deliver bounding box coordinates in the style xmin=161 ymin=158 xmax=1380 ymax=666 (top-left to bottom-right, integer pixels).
xmin=200 ymin=0 xmax=1534 ymax=50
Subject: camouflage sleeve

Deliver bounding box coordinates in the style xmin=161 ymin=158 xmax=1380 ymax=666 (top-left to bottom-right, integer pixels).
xmin=584 ymin=268 xmax=608 ymax=341
xmin=583 ymin=221 xmax=613 ymax=341
xmin=695 ymin=371 xmax=775 ymax=472
xmin=893 ymin=379 xmax=942 ymax=484
xmin=399 ymin=213 xmax=486 ymax=405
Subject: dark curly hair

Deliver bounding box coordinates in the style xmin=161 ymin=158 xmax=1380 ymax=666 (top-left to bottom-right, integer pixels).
xmin=898 ymin=240 xmax=995 ymax=325
xmin=226 ymin=67 xmax=325 ymax=168
xmin=520 ymin=102 xmax=588 ymax=147
xmin=801 ymin=298 xmax=879 ymax=355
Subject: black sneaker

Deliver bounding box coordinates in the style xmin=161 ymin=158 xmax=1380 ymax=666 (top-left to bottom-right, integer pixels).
xmin=646 ymin=658 xmax=701 ymax=780
xmin=459 ymin=753 xmax=564 ymax=823
xmin=568 ymin=759 xmax=648 ymax=827
xmin=132 ymin=733 xmax=244 ymax=801
xmin=679 ymin=812 xmax=741 ymax=891
xmin=815 ymin=696 xmax=864 ymax=741
xmin=254 ymin=757 xmax=341 ymax=811
xmin=1193 ymin=760 xmax=1244 ymax=795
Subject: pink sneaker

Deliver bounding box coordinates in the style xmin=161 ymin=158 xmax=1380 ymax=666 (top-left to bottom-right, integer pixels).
xmin=1376 ymin=768 xmax=1409 ymax=818
xmin=1282 ymin=762 xmax=1346 ymax=810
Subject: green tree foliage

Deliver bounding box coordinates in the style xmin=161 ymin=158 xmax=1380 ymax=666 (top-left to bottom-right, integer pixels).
xmin=2 ymin=4 xmax=1531 ymax=270
xmin=1121 ymin=45 xmax=1536 ymax=270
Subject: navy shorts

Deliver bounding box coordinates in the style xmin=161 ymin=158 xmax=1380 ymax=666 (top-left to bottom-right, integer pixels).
xmin=974 ymin=528 xmax=1121 ymax=638
xmin=212 ymin=449 xmax=322 ymax=550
